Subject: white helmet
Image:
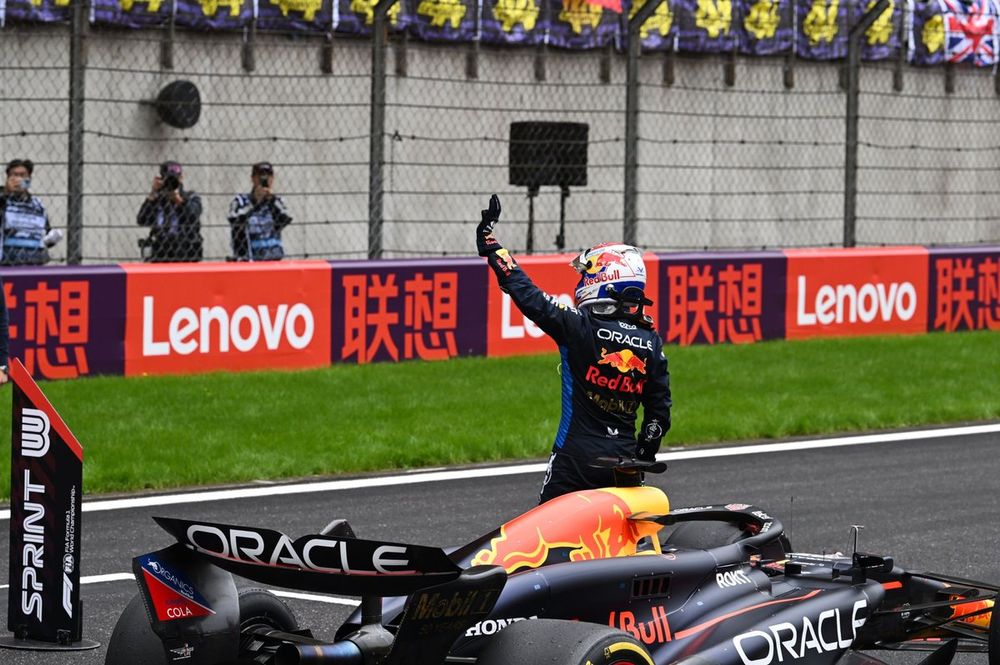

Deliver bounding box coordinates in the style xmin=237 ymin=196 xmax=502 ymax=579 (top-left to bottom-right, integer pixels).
xmin=570 ymin=243 xmax=647 ymax=308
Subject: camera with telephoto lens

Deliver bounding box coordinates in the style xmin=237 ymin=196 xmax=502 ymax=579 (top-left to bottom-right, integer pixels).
xmin=259 ymin=175 xmax=270 ymax=188
xmin=162 ymin=174 xmax=180 ymax=192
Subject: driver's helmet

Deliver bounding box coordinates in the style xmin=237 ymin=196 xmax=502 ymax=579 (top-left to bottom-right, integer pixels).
xmin=570 ymin=243 xmax=647 ymax=308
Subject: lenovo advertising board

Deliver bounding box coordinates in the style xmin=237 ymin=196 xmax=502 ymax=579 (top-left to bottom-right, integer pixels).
xmin=487 ymin=254 xmax=660 ymax=357
xmin=122 ymin=262 xmax=332 ymax=376
xmin=784 ymin=247 xmax=929 ymax=340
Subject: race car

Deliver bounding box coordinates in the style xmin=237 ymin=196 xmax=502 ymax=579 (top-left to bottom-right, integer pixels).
xmin=105 ymin=477 xmax=1000 ymax=665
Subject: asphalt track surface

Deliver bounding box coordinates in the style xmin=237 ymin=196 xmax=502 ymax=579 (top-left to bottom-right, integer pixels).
xmin=1 ymin=428 xmax=999 ymax=664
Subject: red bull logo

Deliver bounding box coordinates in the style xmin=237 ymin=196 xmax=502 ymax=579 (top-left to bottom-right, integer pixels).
xmin=471 ymin=487 xmax=668 ymax=574
xmin=597 ymin=348 xmax=647 ymax=374
xmin=584 ymin=251 xmax=623 ymax=275
xmin=949 ymin=597 xmax=994 ymax=629
xmin=494 ymin=249 xmax=517 ymax=276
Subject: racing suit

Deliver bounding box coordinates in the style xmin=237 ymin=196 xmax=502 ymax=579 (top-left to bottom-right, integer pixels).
xmin=488 ymin=253 xmax=672 ymax=503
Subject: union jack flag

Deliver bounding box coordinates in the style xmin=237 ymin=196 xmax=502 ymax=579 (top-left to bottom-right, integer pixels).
xmin=942 ymin=0 xmax=1000 ymax=66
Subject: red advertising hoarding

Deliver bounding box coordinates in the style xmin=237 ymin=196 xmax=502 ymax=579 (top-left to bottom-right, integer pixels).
xmin=122 ymin=261 xmax=332 ymax=376
xmin=784 ymin=247 xmax=929 ymax=340
xmin=486 ymin=253 xmax=660 ymax=357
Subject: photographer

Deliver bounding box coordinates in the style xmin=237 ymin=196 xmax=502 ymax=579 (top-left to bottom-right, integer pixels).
xmin=0 ymin=159 xmax=60 ymax=265
xmin=227 ymin=162 xmax=292 ymax=261
xmin=136 ymin=161 xmax=203 ymax=262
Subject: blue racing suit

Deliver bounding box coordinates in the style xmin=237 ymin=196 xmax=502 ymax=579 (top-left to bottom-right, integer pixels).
xmin=489 ymin=255 xmax=672 ymax=502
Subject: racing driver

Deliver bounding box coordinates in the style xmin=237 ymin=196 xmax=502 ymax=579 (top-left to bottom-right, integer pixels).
xmin=476 ymin=194 xmax=672 ymax=503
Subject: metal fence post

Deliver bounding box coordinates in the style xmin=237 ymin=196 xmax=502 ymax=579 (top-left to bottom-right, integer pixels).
xmin=843 ymin=0 xmax=889 ymax=249
xmin=67 ymin=0 xmax=88 ymax=265
xmin=624 ymin=0 xmax=663 ymax=247
xmin=368 ymin=0 xmax=393 ymax=260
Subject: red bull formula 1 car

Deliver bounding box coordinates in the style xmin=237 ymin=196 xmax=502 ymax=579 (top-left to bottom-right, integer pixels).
xmin=106 ymin=477 xmax=1000 ymax=665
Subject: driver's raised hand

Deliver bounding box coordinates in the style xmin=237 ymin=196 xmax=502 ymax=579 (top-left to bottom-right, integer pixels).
xmin=476 ymin=194 xmax=503 ymax=257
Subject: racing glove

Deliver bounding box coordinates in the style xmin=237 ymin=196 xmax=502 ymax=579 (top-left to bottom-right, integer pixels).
xmin=476 ymin=194 xmax=503 ymax=256
xmin=477 ymin=194 xmax=518 ymax=280
xmin=636 ymin=418 xmax=666 ymax=462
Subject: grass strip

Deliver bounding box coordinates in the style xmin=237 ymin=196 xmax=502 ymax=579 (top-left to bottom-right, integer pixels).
xmin=0 ymin=331 xmax=998 ymax=500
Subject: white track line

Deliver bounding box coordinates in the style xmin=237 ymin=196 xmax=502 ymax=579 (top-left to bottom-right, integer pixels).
xmin=1 ymin=422 xmax=998 ymax=522
xmin=271 ymin=590 xmax=360 ymax=607
xmin=0 ymin=573 xmax=362 ymax=607
xmin=0 ymin=572 xmax=135 ymax=591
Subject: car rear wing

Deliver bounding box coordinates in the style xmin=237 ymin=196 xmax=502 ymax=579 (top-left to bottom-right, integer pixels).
xmin=135 ymin=517 xmax=505 ymax=665
xmin=153 ymin=516 xmax=463 ymax=596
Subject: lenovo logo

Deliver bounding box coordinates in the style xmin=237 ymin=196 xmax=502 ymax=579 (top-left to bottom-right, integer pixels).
xmin=796 ymin=276 xmax=917 ymax=326
xmin=142 ymin=296 xmax=314 ymax=357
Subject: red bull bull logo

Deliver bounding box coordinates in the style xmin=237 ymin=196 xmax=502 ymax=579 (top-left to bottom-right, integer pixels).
xmin=597 ymin=348 xmax=647 ymax=375
xmin=471 ymin=487 xmax=669 ymax=574
xmin=584 ymin=251 xmax=623 ymax=275
xmin=493 ymin=249 xmax=517 ymax=276
xmin=949 ymin=597 xmax=994 ymax=629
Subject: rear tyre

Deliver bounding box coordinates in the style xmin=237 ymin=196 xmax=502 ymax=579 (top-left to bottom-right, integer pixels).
xmin=237 ymin=588 xmax=298 ymax=653
xmin=475 ymin=618 xmax=653 ymax=665
xmin=104 ymin=593 xmax=168 ymax=665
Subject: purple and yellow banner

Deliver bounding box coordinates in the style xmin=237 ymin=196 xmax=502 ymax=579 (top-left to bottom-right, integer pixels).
xmin=335 ymin=0 xmax=409 ymax=35
xmin=5 ymin=0 xmax=70 ymax=23
xmin=739 ymin=0 xmax=793 ymax=55
xmin=857 ymin=0 xmax=901 ymax=61
xmin=546 ymin=0 xmax=620 ymax=49
xmin=674 ymin=0 xmax=737 ymax=52
xmin=481 ymin=0 xmax=545 ymax=44
xmin=633 ymin=0 xmax=677 ymax=50
xmin=1 ymin=0 xmax=996 ymax=66
xmin=911 ymin=0 xmax=947 ymax=65
xmin=92 ymin=0 xmax=172 ymax=28
xmin=406 ymin=0 xmax=478 ymax=41
xmin=258 ymin=0 xmax=333 ymax=32
xmin=795 ymin=0 xmax=848 ymax=59
xmin=175 ymin=0 xmax=252 ymax=30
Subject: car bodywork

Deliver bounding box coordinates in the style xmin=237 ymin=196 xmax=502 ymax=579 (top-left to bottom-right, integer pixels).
xmin=108 ymin=485 xmax=999 ymax=665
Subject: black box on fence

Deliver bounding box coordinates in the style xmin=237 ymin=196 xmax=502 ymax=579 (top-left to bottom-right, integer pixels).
xmin=509 ymin=121 xmax=589 ymax=189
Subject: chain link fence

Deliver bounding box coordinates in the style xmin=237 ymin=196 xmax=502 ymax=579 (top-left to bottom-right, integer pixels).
xmin=0 ymin=1 xmax=998 ymax=264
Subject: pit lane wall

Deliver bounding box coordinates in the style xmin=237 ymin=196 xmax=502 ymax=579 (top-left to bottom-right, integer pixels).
xmin=2 ymin=246 xmax=997 ymax=379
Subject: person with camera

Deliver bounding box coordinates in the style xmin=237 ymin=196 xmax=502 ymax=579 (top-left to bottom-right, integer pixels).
xmin=136 ymin=161 xmax=204 ymax=262
xmin=227 ymin=162 xmax=292 ymax=261
xmin=0 ymin=159 xmax=61 ymax=265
